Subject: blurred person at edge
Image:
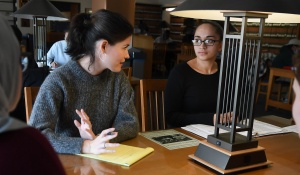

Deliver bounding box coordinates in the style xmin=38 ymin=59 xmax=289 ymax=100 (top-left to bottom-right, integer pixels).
xmin=292 ymin=51 xmax=300 ymax=136
xmin=47 ymin=30 xmax=71 ymax=68
xmin=0 ymin=15 xmax=65 ymax=175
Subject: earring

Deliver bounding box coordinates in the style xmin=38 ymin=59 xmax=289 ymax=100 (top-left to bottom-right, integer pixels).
xmin=99 ymin=54 xmax=104 ymax=61
xmin=102 ymin=53 xmax=107 ymax=60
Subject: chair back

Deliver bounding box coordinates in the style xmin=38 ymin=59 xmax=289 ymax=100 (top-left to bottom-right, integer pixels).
xmin=265 ymin=68 xmax=295 ymax=111
xmin=122 ymin=67 xmax=132 ymax=81
xmin=24 ymin=87 xmax=40 ymax=123
xmin=140 ymin=79 xmax=167 ymax=132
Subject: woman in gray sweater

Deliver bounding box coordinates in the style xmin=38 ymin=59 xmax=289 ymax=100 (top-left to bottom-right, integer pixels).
xmin=29 ymin=9 xmax=139 ymax=154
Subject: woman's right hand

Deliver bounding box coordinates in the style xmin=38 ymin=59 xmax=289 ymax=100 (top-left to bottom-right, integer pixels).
xmin=50 ymin=61 xmax=58 ymax=68
xmin=82 ymin=128 xmax=120 ymax=154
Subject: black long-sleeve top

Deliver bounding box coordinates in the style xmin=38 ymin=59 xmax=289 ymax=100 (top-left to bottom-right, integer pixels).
xmin=165 ymin=62 xmax=219 ymax=128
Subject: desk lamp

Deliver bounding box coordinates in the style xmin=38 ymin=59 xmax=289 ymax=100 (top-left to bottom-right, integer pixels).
xmin=12 ymin=0 xmax=68 ymax=65
xmin=171 ymin=0 xmax=300 ymax=174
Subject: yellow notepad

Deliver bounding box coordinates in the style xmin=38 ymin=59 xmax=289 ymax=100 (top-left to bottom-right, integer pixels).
xmin=77 ymin=144 xmax=154 ymax=167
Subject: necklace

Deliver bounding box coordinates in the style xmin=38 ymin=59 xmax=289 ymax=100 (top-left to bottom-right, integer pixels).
xmin=191 ymin=59 xmax=218 ymax=74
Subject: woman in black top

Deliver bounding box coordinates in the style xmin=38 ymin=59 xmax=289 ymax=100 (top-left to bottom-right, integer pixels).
xmin=165 ymin=20 xmax=223 ymax=128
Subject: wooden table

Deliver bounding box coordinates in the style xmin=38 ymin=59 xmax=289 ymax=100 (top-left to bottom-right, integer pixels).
xmin=59 ymin=129 xmax=300 ymax=175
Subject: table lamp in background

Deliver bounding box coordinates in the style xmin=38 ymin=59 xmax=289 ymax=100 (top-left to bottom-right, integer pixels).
xmin=171 ymin=0 xmax=300 ymax=174
xmin=12 ymin=0 xmax=68 ymax=66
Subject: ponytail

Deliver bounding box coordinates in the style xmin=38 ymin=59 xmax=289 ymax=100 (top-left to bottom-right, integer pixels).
xmin=66 ymin=13 xmax=92 ymax=60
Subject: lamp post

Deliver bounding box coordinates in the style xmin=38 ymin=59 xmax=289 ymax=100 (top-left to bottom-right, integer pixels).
xmin=12 ymin=0 xmax=68 ymax=65
xmin=171 ymin=0 xmax=300 ymax=173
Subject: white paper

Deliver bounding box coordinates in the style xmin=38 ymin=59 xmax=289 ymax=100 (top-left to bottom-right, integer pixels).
xmin=182 ymin=119 xmax=290 ymax=139
xmin=282 ymin=125 xmax=299 ymax=134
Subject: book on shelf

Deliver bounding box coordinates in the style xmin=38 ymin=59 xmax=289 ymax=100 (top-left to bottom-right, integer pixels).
xmin=182 ymin=119 xmax=290 ymax=139
xmin=77 ymin=144 xmax=154 ymax=167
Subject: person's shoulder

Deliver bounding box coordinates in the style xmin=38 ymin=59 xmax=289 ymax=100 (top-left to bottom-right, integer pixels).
xmin=111 ymin=69 xmax=129 ymax=83
xmin=56 ymin=39 xmax=66 ymax=44
xmin=56 ymin=40 xmax=67 ymax=47
xmin=48 ymin=63 xmax=72 ymax=79
xmin=8 ymin=127 xmax=50 ymax=146
xmin=51 ymin=40 xmax=66 ymax=48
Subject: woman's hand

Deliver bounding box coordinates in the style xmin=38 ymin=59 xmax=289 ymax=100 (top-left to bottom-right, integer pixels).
xmin=213 ymin=112 xmax=234 ymax=125
xmin=74 ymin=109 xmax=96 ymax=140
xmin=82 ymin=128 xmax=120 ymax=154
xmin=50 ymin=61 xmax=58 ymax=68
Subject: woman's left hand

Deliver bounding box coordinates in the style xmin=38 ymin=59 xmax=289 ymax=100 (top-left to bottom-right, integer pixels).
xmin=74 ymin=109 xmax=96 ymax=140
xmin=213 ymin=112 xmax=234 ymax=125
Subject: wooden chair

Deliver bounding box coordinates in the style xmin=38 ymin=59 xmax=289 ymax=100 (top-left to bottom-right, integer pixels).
xmin=256 ymin=80 xmax=269 ymax=103
xmin=122 ymin=67 xmax=132 ymax=81
xmin=256 ymin=79 xmax=283 ymax=103
xmin=265 ymin=68 xmax=295 ymax=111
xmin=140 ymin=79 xmax=167 ymax=132
xmin=153 ymin=43 xmax=167 ymax=75
xmin=24 ymin=87 xmax=40 ymax=123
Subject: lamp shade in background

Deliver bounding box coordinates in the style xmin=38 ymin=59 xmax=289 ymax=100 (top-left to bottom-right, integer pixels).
xmin=171 ymin=0 xmax=300 ymax=23
xmin=12 ymin=0 xmax=68 ymax=65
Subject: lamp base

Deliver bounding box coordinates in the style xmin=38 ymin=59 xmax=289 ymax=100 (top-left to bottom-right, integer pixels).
xmin=207 ymin=133 xmax=258 ymax=151
xmin=190 ymin=140 xmax=271 ymax=174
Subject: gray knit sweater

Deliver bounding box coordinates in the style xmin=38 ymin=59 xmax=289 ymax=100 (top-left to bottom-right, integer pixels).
xmin=29 ymin=60 xmax=139 ymax=154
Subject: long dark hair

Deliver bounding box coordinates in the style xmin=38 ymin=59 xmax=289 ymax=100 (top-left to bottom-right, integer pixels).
xmin=66 ymin=9 xmax=133 ymax=65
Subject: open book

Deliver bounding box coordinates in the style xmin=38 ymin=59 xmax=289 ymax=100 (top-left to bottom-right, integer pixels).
xmin=77 ymin=144 xmax=154 ymax=167
xmin=139 ymin=129 xmax=200 ymax=150
xmin=182 ymin=119 xmax=289 ymax=139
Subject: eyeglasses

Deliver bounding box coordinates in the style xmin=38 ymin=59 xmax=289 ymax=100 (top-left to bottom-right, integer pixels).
xmin=191 ymin=39 xmax=220 ymax=46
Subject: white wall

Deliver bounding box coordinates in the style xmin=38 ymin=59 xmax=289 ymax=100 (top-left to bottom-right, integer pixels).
xmin=162 ymin=10 xmax=171 ymax=24
xmin=17 ymin=0 xmax=92 ymax=34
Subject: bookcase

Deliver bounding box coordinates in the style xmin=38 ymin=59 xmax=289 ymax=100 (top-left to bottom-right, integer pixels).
xmin=231 ymin=22 xmax=300 ymax=54
xmin=169 ymin=16 xmax=197 ymax=43
xmin=134 ymin=3 xmax=162 ymax=38
xmin=169 ymin=16 xmax=185 ymax=42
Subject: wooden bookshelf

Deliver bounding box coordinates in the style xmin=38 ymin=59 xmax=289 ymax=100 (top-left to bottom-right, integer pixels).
xmin=231 ymin=22 xmax=300 ymax=54
xmin=135 ymin=3 xmax=162 ymax=38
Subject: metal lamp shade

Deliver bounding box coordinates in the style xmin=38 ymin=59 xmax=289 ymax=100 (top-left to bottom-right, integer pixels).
xmin=12 ymin=0 xmax=68 ymax=21
xmin=12 ymin=0 xmax=68 ymax=64
xmin=171 ymin=0 xmax=300 ymax=23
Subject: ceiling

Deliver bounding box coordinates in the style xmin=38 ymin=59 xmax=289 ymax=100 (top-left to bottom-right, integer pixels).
xmin=135 ymin=0 xmax=185 ymax=7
